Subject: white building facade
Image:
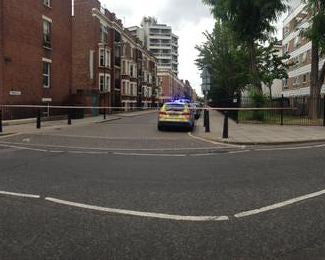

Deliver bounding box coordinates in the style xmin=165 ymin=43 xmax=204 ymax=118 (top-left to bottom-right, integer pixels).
xmin=128 ymin=17 xmax=179 ymax=76
xmin=282 ymin=0 xmax=325 ymax=97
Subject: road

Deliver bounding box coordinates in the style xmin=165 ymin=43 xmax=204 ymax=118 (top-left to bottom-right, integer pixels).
xmin=1 ymin=112 xmax=325 ymax=259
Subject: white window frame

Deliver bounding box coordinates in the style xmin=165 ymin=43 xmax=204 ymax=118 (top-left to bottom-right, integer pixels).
xmin=99 ymin=48 xmax=110 ymax=68
xmin=99 ymin=73 xmax=111 ymax=93
xmin=42 ymin=18 xmax=52 ymax=48
xmin=42 ymin=58 xmax=52 ymax=89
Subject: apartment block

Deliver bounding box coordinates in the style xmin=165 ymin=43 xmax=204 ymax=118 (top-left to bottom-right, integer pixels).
xmin=128 ymin=17 xmax=179 ymax=76
xmin=282 ymin=0 xmax=325 ymax=97
xmin=0 ymin=0 xmax=72 ymax=118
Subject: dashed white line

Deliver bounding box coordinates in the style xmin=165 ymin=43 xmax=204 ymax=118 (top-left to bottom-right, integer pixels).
xmin=234 ymin=188 xmax=325 ymax=218
xmin=45 ymin=197 xmax=229 ymax=222
xmin=113 ymin=152 xmax=186 ymax=157
xmin=0 ymin=191 xmax=40 ymax=199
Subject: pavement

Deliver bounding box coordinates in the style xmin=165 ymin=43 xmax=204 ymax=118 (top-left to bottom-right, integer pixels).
xmin=1 ymin=113 xmax=325 ymax=259
xmin=0 ymin=109 xmax=156 ymax=136
xmin=193 ymin=110 xmax=325 ymax=145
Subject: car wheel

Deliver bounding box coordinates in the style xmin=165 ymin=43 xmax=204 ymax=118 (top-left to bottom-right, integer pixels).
xmin=158 ymin=125 xmax=163 ymax=131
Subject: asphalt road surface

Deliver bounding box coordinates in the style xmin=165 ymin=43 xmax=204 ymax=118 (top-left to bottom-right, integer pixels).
xmin=1 ymin=112 xmax=325 ymax=259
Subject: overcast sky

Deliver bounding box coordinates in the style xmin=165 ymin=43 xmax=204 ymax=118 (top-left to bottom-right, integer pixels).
xmin=103 ymin=0 xmax=285 ymax=96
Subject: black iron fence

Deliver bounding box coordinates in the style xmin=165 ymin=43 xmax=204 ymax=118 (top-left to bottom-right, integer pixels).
xmin=215 ymin=96 xmax=325 ymax=126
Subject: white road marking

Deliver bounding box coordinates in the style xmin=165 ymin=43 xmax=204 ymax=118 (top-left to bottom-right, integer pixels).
xmin=68 ymin=151 xmax=108 ymax=155
xmin=113 ymin=152 xmax=186 ymax=157
xmin=0 ymin=144 xmax=48 ymax=152
xmin=188 ymin=132 xmax=245 ymax=148
xmin=0 ymin=141 xmax=232 ymax=152
xmin=234 ymin=188 xmax=325 ymax=218
xmin=45 ymin=197 xmax=229 ymax=222
xmin=255 ymin=143 xmax=325 ymax=152
xmin=227 ymin=150 xmax=251 ymax=154
xmin=0 ymin=191 xmax=40 ymax=199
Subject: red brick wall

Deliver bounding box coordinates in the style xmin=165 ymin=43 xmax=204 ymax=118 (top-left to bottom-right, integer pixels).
xmin=1 ymin=0 xmax=72 ymax=105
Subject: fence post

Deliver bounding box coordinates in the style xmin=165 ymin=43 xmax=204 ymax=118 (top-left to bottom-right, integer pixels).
xmin=280 ymin=94 xmax=284 ymax=126
xmin=68 ymin=108 xmax=72 ymax=125
xmin=36 ymin=109 xmax=41 ymax=129
xmin=323 ymin=97 xmax=325 ymax=127
xmin=205 ymin=109 xmax=210 ymax=132
xmin=223 ymin=111 xmax=229 ymax=139
xmin=0 ymin=109 xmax=3 ymax=133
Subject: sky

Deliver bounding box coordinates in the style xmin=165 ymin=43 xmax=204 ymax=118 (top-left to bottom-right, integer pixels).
xmin=103 ymin=0 xmax=286 ymax=96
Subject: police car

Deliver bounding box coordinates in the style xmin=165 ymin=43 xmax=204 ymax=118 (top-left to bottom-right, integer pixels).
xmin=158 ymin=101 xmax=195 ymax=131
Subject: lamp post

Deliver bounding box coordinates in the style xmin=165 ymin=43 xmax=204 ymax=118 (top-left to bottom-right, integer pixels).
xmin=201 ymin=66 xmax=211 ymax=132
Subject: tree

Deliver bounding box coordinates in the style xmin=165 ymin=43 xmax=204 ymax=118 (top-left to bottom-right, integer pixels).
xmin=195 ymin=22 xmax=250 ymax=105
xmin=202 ymin=0 xmax=287 ymax=90
xmin=259 ymin=40 xmax=290 ymax=99
xmin=303 ymin=0 xmax=325 ymax=119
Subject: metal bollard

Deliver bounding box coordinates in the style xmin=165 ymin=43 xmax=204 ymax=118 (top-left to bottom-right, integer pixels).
xmin=103 ymin=109 xmax=106 ymax=120
xmin=203 ymin=109 xmax=207 ymax=127
xmin=68 ymin=109 xmax=72 ymax=125
xmin=223 ymin=111 xmax=229 ymax=139
xmin=280 ymin=94 xmax=284 ymax=126
xmin=323 ymin=97 xmax=325 ymax=127
xmin=36 ymin=109 xmax=41 ymax=129
xmin=205 ymin=110 xmax=210 ymax=133
xmin=0 ymin=109 xmax=3 ymax=133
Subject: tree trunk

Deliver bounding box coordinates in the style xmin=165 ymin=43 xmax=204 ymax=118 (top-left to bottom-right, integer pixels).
xmin=309 ymin=40 xmax=320 ymax=119
xmin=248 ymin=40 xmax=262 ymax=91
xmin=268 ymin=84 xmax=273 ymax=100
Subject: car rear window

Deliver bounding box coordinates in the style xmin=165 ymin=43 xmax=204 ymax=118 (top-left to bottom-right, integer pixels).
xmin=165 ymin=103 xmax=186 ymax=111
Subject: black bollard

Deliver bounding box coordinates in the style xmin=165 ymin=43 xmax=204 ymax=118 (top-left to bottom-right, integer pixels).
xmin=68 ymin=109 xmax=72 ymax=125
xmin=0 ymin=109 xmax=3 ymax=133
xmin=223 ymin=111 xmax=229 ymax=139
xmin=36 ymin=109 xmax=41 ymax=129
xmin=205 ymin=110 xmax=210 ymax=133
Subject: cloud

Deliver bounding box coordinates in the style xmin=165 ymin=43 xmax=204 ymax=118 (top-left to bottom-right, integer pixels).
xmin=157 ymin=0 xmax=212 ymax=30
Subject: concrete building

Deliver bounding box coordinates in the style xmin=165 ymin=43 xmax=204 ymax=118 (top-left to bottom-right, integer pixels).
xmin=282 ymin=0 xmax=325 ymax=97
xmin=0 ymin=0 xmax=72 ymax=118
xmin=128 ymin=17 xmax=179 ymax=76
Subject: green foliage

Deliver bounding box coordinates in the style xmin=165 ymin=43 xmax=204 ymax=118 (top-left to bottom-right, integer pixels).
xmin=248 ymin=89 xmax=268 ymax=121
xmin=258 ymin=39 xmax=290 ymax=98
xmin=202 ymin=0 xmax=287 ymax=89
xmin=195 ymin=22 xmax=250 ymax=105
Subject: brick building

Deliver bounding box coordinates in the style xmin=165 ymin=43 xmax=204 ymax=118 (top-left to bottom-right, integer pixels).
xmin=158 ymin=70 xmax=196 ymax=103
xmin=75 ymin=0 xmax=158 ymax=111
xmin=0 ymin=0 xmax=72 ymax=118
xmin=0 ymin=0 xmax=160 ymax=119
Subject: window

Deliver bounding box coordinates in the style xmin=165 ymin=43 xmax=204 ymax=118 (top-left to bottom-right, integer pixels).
xmin=100 ymin=25 xmax=109 ymax=44
xmin=99 ymin=48 xmax=110 ymax=67
xmin=99 ymin=74 xmax=110 ymax=92
xmin=130 ymin=65 xmax=134 ymax=77
xmin=43 ymin=0 xmax=51 ymax=7
xmin=133 ymin=84 xmax=137 ymax=96
xmin=43 ymin=19 xmax=52 ymax=48
xmin=42 ymin=60 xmax=51 ymax=88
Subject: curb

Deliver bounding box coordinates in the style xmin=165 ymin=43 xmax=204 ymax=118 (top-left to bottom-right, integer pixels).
xmin=192 ymin=133 xmax=325 ymax=146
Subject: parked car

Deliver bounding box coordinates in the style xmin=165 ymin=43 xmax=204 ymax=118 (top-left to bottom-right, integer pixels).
xmin=158 ymin=102 xmax=195 ymax=131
